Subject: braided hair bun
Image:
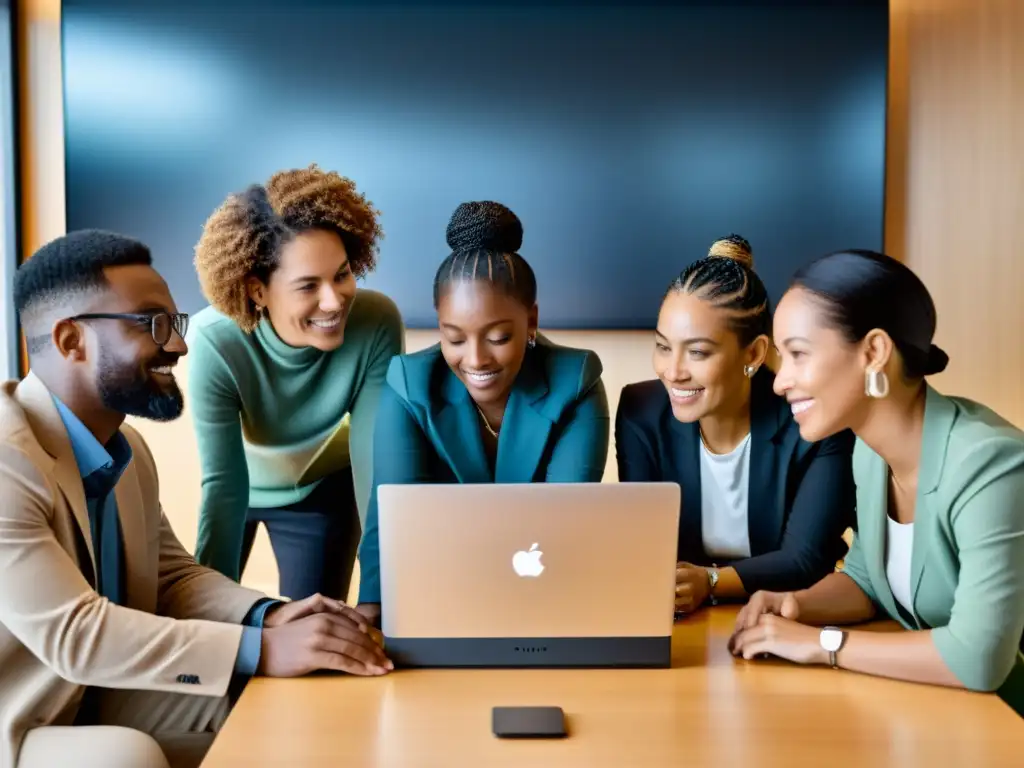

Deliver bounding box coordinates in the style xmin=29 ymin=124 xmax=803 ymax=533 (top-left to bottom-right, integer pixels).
xmin=433 ymin=201 xmax=536 ymax=309
xmin=445 ymin=201 xmax=524 ymax=253
xmin=708 ymin=234 xmax=754 ymax=270
xmin=664 ymin=233 xmax=770 ymax=347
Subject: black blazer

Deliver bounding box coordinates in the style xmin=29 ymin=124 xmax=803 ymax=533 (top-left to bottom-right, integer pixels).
xmin=615 ymin=368 xmax=856 ymax=594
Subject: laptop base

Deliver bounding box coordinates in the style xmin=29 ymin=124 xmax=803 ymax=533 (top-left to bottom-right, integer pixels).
xmin=382 ymin=635 xmax=671 ymax=669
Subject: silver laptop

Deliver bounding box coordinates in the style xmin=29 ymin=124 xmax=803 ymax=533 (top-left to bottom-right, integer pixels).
xmin=376 ymin=482 xmax=680 ymax=668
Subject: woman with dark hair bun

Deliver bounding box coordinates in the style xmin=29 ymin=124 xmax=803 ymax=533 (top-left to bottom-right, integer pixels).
xmin=354 ymin=201 xmax=610 ymax=624
xmin=731 ymin=249 xmax=1024 ymax=714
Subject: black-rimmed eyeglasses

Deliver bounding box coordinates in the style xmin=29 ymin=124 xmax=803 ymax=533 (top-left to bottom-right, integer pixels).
xmin=68 ymin=312 xmax=189 ymax=347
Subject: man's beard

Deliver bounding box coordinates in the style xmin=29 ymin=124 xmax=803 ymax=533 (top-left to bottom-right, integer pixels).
xmin=96 ymin=347 xmax=184 ymax=422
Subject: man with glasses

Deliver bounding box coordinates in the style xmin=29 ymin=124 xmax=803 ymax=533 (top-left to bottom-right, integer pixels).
xmin=0 ymin=230 xmax=392 ymax=768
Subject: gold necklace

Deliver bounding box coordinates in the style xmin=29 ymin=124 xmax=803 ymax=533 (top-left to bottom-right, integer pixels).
xmin=475 ymin=406 xmax=500 ymax=438
xmin=699 ymin=426 xmax=723 ymax=455
xmin=699 ymin=425 xmax=748 ymax=455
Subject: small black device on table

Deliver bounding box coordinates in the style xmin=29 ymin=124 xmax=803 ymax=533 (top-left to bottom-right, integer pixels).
xmin=492 ymin=706 xmax=567 ymax=739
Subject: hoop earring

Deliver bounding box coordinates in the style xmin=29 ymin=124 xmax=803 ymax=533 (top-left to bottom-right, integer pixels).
xmin=743 ymin=364 xmax=756 ymax=378
xmin=527 ymin=335 xmax=536 ymax=349
xmin=865 ymin=369 xmax=889 ymax=398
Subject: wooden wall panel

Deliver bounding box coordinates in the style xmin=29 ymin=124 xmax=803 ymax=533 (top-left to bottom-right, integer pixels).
xmin=15 ymin=0 xmax=65 ymax=376
xmin=886 ymin=0 xmax=1024 ymax=427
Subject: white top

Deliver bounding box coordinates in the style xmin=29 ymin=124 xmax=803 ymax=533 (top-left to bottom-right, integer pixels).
xmin=699 ymin=432 xmax=753 ymax=560
xmin=885 ymin=515 xmax=915 ymax=614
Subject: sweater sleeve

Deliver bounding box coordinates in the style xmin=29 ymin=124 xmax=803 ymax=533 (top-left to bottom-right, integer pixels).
xmin=187 ymin=326 xmax=251 ymax=582
xmin=347 ymin=295 xmax=405 ymax=529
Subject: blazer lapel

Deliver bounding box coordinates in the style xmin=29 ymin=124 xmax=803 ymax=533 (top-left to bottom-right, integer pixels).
xmin=15 ymin=373 xmax=97 ymax=576
xmin=432 ymin=371 xmax=492 ymax=484
xmin=496 ymin=360 xmax=552 ymax=483
xmin=113 ymin=464 xmax=156 ymax=613
xmin=670 ymin=418 xmax=703 ymax=561
xmin=909 ymin=386 xmax=956 ymax=612
xmin=748 ymin=370 xmax=790 ymax=555
xmin=858 ymin=448 xmax=906 ymax=622
xmin=53 ymin=455 xmax=97 ymax=576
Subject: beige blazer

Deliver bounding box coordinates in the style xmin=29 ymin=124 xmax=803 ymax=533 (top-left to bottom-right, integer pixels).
xmin=0 ymin=373 xmax=267 ymax=767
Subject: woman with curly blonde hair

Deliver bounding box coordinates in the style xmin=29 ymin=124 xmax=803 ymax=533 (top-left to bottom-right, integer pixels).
xmin=188 ymin=164 xmax=404 ymax=601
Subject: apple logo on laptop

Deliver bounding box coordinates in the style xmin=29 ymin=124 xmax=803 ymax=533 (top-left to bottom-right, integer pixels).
xmin=512 ymin=543 xmax=544 ymax=577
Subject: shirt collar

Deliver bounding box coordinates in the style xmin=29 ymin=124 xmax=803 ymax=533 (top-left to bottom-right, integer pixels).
xmin=51 ymin=395 xmax=133 ymax=482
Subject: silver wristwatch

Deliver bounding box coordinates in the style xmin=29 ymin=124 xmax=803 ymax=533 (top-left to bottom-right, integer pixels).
xmin=819 ymin=626 xmax=846 ymax=668
xmin=706 ymin=567 xmax=719 ymax=606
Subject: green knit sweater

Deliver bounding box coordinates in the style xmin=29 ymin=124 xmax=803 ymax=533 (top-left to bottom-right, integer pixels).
xmin=185 ymin=289 xmax=404 ymax=580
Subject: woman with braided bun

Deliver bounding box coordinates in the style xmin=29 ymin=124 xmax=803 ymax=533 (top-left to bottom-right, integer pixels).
xmin=354 ymin=201 xmax=610 ymax=623
xmin=187 ymin=164 xmax=404 ymax=602
xmin=615 ymin=235 xmax=856 ymax=616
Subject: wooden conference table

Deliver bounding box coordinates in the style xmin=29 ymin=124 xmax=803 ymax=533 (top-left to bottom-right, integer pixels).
xmin=202 ymin=606 xmax=1024 ymax=767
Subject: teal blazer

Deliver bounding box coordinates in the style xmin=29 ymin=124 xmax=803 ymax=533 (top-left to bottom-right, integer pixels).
xmin=356 ymin=337 xmax=610 ymax=604
xmin=840 ymin=385 xmax=1024 ymax=712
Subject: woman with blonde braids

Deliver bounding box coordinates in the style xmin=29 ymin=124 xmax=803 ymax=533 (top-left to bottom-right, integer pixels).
xmin=188 ymin=164 xmax=404 ymax=601
xmin=615 ymin=235 xmax=856 ymax=615
xmin=354 ymin=201 xmax=609 ymax=624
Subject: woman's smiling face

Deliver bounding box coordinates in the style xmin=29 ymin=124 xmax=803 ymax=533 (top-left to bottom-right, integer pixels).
xmin=652 ymin=290 xmax=761 ymax=424
xmin=771 ymin=286 xmax=872 ymax=442
xmin=249 ymin=228 xmax=357 ymax=351
xmin=437 ymin=280 xmax=538 ymax=407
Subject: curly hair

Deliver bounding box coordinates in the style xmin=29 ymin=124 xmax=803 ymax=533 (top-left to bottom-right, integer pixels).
xmin=194 ymin=164 xmax=383 ymax=332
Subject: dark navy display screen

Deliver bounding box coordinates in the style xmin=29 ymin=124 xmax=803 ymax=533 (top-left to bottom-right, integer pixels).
xmin=62 ymin=0 xmax=888 ymax=329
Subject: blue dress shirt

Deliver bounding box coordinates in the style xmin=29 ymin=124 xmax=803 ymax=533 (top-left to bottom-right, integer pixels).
xmin=52 ymin=396 xmax=269 ymax=677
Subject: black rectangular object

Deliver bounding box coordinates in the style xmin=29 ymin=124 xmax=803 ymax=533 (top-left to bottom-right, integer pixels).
xmin=383 ymin=635 xmax=671 ymax=668
xmin=492 ymin=706 xmax=566 ymax=739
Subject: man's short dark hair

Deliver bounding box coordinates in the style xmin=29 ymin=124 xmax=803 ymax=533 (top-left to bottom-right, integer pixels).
xmin=14 ymin=229 xmax=153 ymax=355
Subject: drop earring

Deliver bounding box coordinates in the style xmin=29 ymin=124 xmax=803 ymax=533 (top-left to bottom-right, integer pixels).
xmin=864 ymin=368 xmax=889 ymax=398
xmin=527 ymin=335 xmax=536 ymax=349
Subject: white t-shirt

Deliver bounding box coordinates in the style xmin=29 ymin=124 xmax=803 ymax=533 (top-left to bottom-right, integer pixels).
xmin=885 ymin=514 xmax=915 ymax=614
xmin=699 ymin=432 xmax=753 ymax=560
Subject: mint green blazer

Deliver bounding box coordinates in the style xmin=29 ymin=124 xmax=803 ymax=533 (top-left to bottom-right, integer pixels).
xmin=840 ymin=385 xmax=1024 ymax=712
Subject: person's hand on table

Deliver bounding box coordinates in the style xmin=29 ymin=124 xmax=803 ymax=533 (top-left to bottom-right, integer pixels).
xmin=258 ymin=594 xmax=392 ymax=677
xmin=727 ymin=613 xmax=826 ymax=665
xmin=728 ymin=590 xmax=821 ymax=664
xmin=674 ymin=562 xmax=711 ymax=613
xmin=258 ymin=610 xmax=393 ymax=677
xmin=732 ymin=590 xmax=801 ymax=632
xmin=263 ymin=593 xmax=368 ymax=629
